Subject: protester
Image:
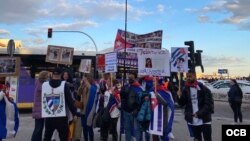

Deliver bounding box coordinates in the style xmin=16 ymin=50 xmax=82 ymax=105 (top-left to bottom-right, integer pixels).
xmin=42 ymin=67 xmax=77 ymax=141
xmin=155 ymin=78 xmax=175 ymax=141
xmin=61 ymin=70 xmax=75 ymax=140
xmin=177 ymin=71 xmax=214 ymax=141
xmin=97 ymin=73 xmax=110 ymax=140
xmin=228 ymin=79 xmax=243 ymax=124
xmin=72 ymin=72 xmax=83 ymax=141
xmin=77 ymin=75 xmax=97 ymax=141
xmin=0 ymin=84 xmax=19 ymax=141
xmin=76 ymin=76 xmax=91 ymax=141
xmin=109 ymin=79 xmax=121 ymax=141
xmin=31 ymin=71 xmax=49 ymax=141
xmin=100 ymin=79 xmax=121 ymax=141
xmin=120 ymin=72 xmax=145 ymax=141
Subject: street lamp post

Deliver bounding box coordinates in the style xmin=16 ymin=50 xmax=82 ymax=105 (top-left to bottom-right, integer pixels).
xmin=52 ymin=30 xmax=98 ymax=53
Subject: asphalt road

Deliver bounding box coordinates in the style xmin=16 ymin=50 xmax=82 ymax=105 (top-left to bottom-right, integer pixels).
xmin=3 ymin=101 xmax=250 ymax=141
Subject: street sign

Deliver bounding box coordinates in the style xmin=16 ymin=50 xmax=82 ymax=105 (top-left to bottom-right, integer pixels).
xmin=218 ymin=69 xmax=228 ymax=74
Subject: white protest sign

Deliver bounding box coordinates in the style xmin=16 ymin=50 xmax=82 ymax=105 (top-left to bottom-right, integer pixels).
xmin=170 ymin=47 xmax=188 ymax=72
xmin=138 ymin=48 xmax=170 ymax=76
xmin=79 ymin=59 xmax=92 ymax=73
xmin=105 ymin=52 xmax=117 ymax=73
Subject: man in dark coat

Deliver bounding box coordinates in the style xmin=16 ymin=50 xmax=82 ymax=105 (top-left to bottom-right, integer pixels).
xmin=177 ymin=71 xmax=214 ymax=141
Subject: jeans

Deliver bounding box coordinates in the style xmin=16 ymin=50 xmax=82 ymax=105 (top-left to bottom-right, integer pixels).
xmin=31 ymin=118 xmax=44 ymax=141
xmin=123 ymin=111 xmax=144 ymax=141
xmin=81 ymin=115 xmax=94 ymax=141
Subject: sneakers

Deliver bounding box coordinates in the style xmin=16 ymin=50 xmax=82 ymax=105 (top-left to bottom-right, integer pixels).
xmin=168 ymin=132 xmax=175 ymax=139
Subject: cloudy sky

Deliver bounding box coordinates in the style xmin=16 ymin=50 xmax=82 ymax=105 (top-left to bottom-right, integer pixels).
xmin=0 ymin=0 xmax=250 ymax=77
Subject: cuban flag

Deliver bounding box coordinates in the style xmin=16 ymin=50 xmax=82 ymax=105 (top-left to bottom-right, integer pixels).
xmin=148 ymin=91 xmax=164 ymax=136
xmin=0 ymin=92 xmax=19 ymax=139
xmin=114 ymin=29 xmax=134 ymax=51
xmin=157 ymin=89 xmax=175 ymax=141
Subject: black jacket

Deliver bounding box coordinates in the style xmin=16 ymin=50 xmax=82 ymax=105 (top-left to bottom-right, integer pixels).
xmin=228 ymin=84 xmax=243 ymax=103
xmin=177 ymin=83 xmax=213 ymax=123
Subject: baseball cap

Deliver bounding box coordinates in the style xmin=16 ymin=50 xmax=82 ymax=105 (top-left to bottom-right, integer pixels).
xmin=52 ymin=67 xmax=62 ymax=75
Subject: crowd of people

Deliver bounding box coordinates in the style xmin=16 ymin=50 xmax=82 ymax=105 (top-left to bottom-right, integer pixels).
xmin=27 ymin=66 xmax=218 ymax=141
xmin=3 ymin=66 xmax=245 ymax=141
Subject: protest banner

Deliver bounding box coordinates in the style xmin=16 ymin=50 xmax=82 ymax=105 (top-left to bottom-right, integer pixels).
xmin=114 ymin=29 xmax=163 ymax=69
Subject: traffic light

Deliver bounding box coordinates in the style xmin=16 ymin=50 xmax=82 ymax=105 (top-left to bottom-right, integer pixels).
xmin=185 ymin=41 xmax=195 ymax=72
xmin=195 ymin=50 xmax=204 ymax=72
xmin=48 ymin=28 xmax=53 ymax=38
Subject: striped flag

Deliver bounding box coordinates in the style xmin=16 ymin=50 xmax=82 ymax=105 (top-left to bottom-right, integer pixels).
xmin=0 ymin=92 xmax=19 ymax=139
xmin=157 ymin=89 xmax=175 ymax=141
xmin=148 ymin=91 xmax=164 ymax=136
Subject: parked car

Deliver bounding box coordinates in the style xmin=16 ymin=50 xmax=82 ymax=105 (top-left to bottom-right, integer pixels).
xmin=207 ymin=80 xmax=250 ymax=103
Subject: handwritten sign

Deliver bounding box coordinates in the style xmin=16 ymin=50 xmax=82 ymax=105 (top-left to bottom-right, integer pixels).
xmin=137 ymin=48 xmax=170 ymax=76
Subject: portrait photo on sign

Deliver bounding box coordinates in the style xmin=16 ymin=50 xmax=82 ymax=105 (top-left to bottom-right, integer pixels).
xmin=60 ymin=47 xmax=74 ymax=65
xmin=79 ymin=59 xmax=92 ymax=73
xmin=145 ymin=57 xmax=153 ymax=68
xmin=46 ymin=45 xmax=61 ymax=63
xmin=0 ymin=57 xmax=20 ymax=77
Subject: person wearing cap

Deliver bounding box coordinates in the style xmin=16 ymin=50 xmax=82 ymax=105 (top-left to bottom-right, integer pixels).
xmin=42 ymin=67 xmax=77 ymax=141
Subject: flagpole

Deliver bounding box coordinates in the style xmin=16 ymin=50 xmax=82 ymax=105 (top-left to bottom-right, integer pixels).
xmin=123 ymin=0 xmax=128 ymax=87
xmin=120 ymin=1 xmax=127 ymax=141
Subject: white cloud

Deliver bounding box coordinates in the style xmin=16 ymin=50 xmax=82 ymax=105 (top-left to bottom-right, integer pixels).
xmin=0 ymin=0 xmax=48 ymax=23
xmin=157 ymin=4 xmax=165 ymax=13
xmin=186 ymin=0 xmax=250 ymax=30
xmin=45 ymin=21 xmax=98 ymax=30
xmin=22 ymin=38 xmax=47 ymax=47
xmin=203 ymin=55 xmax=246 ymax=67
xmin=0 ymin=29 xmax=10 ymax=36
xmin=0 ymin=0 xmax=151 ymax=24
xmin=24 ymin=20 xmax=98 ymax=38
